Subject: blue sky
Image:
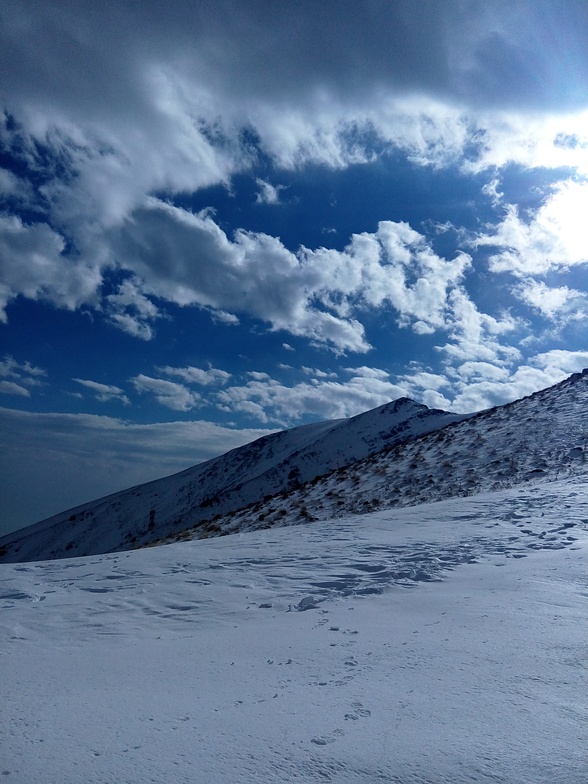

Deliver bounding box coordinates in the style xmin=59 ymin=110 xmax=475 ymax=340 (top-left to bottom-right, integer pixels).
xmin=1 ymin=0 xmax=588 ymax=534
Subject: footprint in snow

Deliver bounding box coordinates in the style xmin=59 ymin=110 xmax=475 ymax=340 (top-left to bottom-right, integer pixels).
xmin=344 ymin=702 xmax=371 ymax=721
xmin=311 ymin=728 xmax=345 ymax=745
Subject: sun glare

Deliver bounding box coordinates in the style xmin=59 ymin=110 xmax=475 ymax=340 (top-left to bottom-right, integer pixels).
xmin=545 ymin=179 xmax=588 ymax=262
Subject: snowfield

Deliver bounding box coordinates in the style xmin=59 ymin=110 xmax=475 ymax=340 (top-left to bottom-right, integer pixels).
xmin=2 ymin=477 xmax=587 ymax=784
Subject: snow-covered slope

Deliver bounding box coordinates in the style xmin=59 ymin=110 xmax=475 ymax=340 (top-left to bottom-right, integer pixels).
xmin=0 ymin=398 xmax=464 ymax=563
xmin=178 ymin=369 xmax=588 ymax=539
xmin=2 ymin=477 xmax=587 ymax=783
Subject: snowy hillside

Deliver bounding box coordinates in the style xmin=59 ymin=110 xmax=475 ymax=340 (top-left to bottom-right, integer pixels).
xmin=2 ymin=372 xmax=587 ymax=783
xmin=165 ymin=369 xmax=588 ymax=541
xmin=1 ymin=477 xmax=587 ymax=783
xmin=0 ymin=398 xmax=464 ymax=563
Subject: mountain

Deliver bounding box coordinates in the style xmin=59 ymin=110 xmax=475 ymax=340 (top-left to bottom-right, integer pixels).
xmin=2 ymin=375 xmax=588 ymax=781
xmin=163 ymin=368 xmax=588 ymax=541
xmin=0 ymin=398 xmax=465 ymax=563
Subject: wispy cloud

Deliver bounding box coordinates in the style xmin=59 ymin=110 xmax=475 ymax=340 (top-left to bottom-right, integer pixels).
xmin=131 ymin=374 xmax=201 ymax=411
xmin=0 ymin=356 xmax=46 ymax=397
xmin=73 ymin=378 xmax=130 ymax=405
xmin=157 ymin=365 xmax=231 ymax=386
xmin=255 ymin=178 xmax=287 ymax=205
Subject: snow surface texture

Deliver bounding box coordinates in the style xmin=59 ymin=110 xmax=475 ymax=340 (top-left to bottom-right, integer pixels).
xmin=0 ymin=398 xmax=466 ymax=562
xmin=1 ymin=478 xmax=587 ymax=783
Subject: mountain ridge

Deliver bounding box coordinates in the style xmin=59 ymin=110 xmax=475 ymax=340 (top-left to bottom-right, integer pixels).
xmin=160 ymin=369 xmax=588 ymax=542
xmin=0 ymin=397 xmax=466 ymax=563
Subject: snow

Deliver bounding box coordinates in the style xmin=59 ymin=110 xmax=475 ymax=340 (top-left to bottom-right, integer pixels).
xmin=0 ymin=398 xmax=466 ymax=562
xmin=2 ymin=476 xmax=587 ymax=783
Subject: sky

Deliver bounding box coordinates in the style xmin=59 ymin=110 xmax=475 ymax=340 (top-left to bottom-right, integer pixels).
xmin=1 ymin=0 xmax=588 ymax=534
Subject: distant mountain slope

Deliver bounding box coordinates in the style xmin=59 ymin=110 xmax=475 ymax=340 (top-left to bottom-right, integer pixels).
xmin=0 ymin=398 xmax=464 ymax=563
xmin=173 ymin=369 xmax=588 ymax=540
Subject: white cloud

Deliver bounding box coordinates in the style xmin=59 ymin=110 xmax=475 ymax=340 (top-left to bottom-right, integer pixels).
xmin=0 ymin=406 xmax=274 ymax=535
xmin=437 ymin=289 xmax=520 ymax=365
xmin=478 ymin=179 xmax=588 ymax=276
xmin=463 ymin=111 xmax=588 ymax=175
xmin=104 ymin=278 xmax=162 ymax=340
xmin=73 ymin=378 xmax=130 ymax=405
xmin=216 ymin=366 xmax=405 ymax=424
xmin=0 ymin=355 xmax=45 ymax=380
xmin=454 ymin=362 xmax=509 ymax=382
xmin=391 ymin=370 xmax=454 ymax=411
xmin=0 ymin=380 xmax=30 ymax=397
xmin=417 ymin=349 xmax=588 ymax=413
xmin=157 ymin=365 xmax=231 ymax=386
xmin=131 ymin=374 xmax=201 ymax=411
xmin=301 ymin=367 xmax=337 ymax=379
xmin=104 ymin=201 xmax=472 ymax=352
xmin=0 ymin=167 xmax=33 ymax=201
xmin=1 ymin=2 xmax=587 ymax=347
xmin=0 ymin=214 xmax=101 ymax=321
xmin=0 ymin=355 xmax=46 ymax=396
xmin=255 ymin=179 xmax=286 ymax=205
xmin=215 ymin=350 xmax=588 ymax=423
xmin=515 ymin=280 xmax=587 ymax=321
xmin=531 ymin=349 xmax=588 ymax=377
xmin=1 ymin=0 xmax=587 ymax=421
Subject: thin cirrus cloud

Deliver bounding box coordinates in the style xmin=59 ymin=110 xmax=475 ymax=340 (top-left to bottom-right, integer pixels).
xmin=0 ymin=356 xmax=46 ymax=397
xmin=73 ymin=378 xmax=130 ymax=405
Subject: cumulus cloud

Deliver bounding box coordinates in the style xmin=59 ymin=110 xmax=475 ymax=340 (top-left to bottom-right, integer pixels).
xmin=157 ymin=365 xmax=232 ymax=386
xmin=0 ymin=0 xmax=585 ymax=376
xmin=104 ymin=200 xmax=471 ymax=352
xmin=515 ymin=280 xmax=587 ymax=321
xmin=213 ymin=347 xmax=588 ymax=423
xmin=385 ymin=345 xmax=588 ymax=415
xmin=216 ymin=366 xmax=405 ymax=424
xmin=0 ymin=214 xmax=101 ymax=321
xmin=104 ymin=278 xmax=162 ymax=340
xmin=437 ymin=289 xmax=520 ymax=366
xmin=0 ymin=2 xmax=586 ymax=336
xmin=1 ymin=0 xmax=588 ymax=431
xmin=73 ymin=378 xmax=130 ymax=405
xmin=131 ymin=374 xmax=201 ymax=411
xmin=478 ymin=179 xmax=588 ymax=276
xmin=413 ymin=349 xmax=588 ymax=413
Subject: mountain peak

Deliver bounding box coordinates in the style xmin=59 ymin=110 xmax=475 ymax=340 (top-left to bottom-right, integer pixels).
xmin=2 ymin=371 xmax=587 ymax=564
xmin=0 ymin=395 xmax=464 ymax=563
